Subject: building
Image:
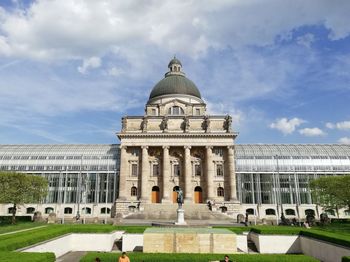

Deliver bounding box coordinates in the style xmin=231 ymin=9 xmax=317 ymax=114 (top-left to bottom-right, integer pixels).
xmin=0 ymin=58 xmax=350 ymax=221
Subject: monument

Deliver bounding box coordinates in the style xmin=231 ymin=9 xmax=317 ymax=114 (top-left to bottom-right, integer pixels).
xmin=175 ymin=187 xmax=186 ymax=225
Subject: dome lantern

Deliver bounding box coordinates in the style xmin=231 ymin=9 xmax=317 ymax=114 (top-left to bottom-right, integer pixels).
xmin=148 ymin=57 xmax=202 ymax=101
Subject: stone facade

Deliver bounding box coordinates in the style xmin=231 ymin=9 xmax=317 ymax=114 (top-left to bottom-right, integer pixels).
xmin=115 ymin=58 xmax=239 ymax=215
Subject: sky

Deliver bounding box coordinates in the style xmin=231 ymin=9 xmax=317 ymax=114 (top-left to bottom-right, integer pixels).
xmin=0 ymin=0 xmax=350 ymax=145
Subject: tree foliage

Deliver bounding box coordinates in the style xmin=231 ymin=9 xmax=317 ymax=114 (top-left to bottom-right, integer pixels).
xmin=310 ymin=175 xmax=350 ymax=212
xmin=0 ymin=172 xmax=48 ymax=224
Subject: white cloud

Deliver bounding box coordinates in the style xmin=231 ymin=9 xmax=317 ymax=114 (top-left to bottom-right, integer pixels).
xmin=326 ymin=121 xmax=350 ymax=130
xmin=0 ymin=0 xmax=349 ymax=63
xmin=338 ymin=137 xmax=350 ymax=144
xmin=270 ymin=117 xmax=305 ymax=135
xmin=299 ymin=127 xmax=326 ymax=136
xmin=296 ymin=33 xmax=315 ymax=48
xmin=77 ymin=56 xmax=101 ymax=74
xmin=107 ymin=66 xmax=124 ymax=77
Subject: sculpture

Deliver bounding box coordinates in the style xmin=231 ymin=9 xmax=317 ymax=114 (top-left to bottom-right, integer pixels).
xmin=161 ymin=116 xmax=168 ymax=131
xmin=141 ymin=116 xmax=148 ymax=132
xmin=224 ymin=115 xmax=232 ymax=132
xmin=203 ymin=115 xmax=210 ymax=132
xmin=121 ymin=117 xmax=127 ymax=132
xmin=176 ymin=187 xmax=184 ymax=208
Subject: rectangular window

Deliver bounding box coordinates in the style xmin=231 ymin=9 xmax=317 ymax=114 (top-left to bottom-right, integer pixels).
xmin=195 ymin=108 xmax=200 ymax=115
xmin=151 ymin=108 xmax=156 ymax=115
xmin=216 ymin=164 xmax=223 ymax=176
xmin=213 ymin=148 xmax=223 ymax=156
xmin=153 ymin=164 xmax=159 ymax=176
xmin=174 ymin=164 xmax=180 ymax=176
xmin=195 ymin=164 xmax=201 ymax=176
xmin=131 ymin=164 xmax=138 ymax=177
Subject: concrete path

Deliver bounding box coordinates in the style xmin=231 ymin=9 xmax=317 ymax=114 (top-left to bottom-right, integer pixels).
xmin=56 ymin=251 xmax=87 ymax=262
xmin=0 ymin=225 xmax=47 ymax=236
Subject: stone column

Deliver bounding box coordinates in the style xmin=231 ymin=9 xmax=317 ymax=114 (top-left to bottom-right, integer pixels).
xmin=184 ymin=146 xmax=192 ymax=202
xmin=162 ymin=146 xmax=171 ymax=203
xmin=141 ymin=146 xmax=149 ymax=202
xmin=228 ymin=146 xmax=238 ymax=202
xmin=118 ymin=145 xmax=127 ymax=200
xmin=206 ymin=146 xmax=215 ymax=200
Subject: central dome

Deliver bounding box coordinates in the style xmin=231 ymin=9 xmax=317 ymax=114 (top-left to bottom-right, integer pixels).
xmin=149 ymin=58 xmax=202 ymax=100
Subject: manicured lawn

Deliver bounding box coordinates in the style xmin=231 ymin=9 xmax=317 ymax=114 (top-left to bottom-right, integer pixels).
xmin=0 ymin=222 xmax=45 ymax=234
xmin=213 ymin=226 xmax=251 ymax=234
xmin=0 ymin=224 xmax=148 ymax=251
xmin=81 ymin=252 xmax=319 ymax=262
xmin=0 ymin=251 xmax=55 ymax=262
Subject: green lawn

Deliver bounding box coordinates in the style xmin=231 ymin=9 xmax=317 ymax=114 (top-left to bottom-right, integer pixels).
xmin=81 ymin=252 xmax=318 ymax=262
xmin=0 ymin=222 xmax=46 ymax=234
xmin=0 ymin=251 xmax=55 ymax=262
xmin=0 ymin=224 xmax=148 ymax=251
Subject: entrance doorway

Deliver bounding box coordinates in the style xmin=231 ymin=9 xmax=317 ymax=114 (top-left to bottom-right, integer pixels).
xmin=172 ymin=186 xmax=180 ymax=203
xmin=194 ymin=186 xmax=203 ymax=203
xmin=151 ymin=186 xmax=160 ymax=203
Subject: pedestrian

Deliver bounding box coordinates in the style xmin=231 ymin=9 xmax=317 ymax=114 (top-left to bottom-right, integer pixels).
xmin=118 ymin=252 xmax=130 ymax=262
xmin=220 ymin=254 xmax=232 ymax=262
xmin=94 ymin=258 xmax=101 ymax=262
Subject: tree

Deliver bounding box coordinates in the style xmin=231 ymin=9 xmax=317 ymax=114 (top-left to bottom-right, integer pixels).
xmin=310 ymin=175 xmax=350 ymax=217
xmin=0 ymin=172 xmax=48 ymax=224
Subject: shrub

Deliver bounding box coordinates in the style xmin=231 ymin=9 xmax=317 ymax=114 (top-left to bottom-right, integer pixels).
xmin=300 ymin=229 xmax=350 ymax=248
xmin=0 ymin=251 xmax=55 ymax=262
xmin=342 ymin=256 xmax=350 ymax=262
xmin=250 ymin=226 xmax=302 ymax=235
xmin=0 ymin=216 xmax=32 ymax=224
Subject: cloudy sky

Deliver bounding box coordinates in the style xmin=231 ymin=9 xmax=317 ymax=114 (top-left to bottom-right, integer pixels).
xmin=0 ymin=0 xmax=350 ymax=144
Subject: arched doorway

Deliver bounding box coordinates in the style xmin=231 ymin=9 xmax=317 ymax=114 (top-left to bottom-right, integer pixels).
xmin=173 ymin=186 xmax=180 ymax=203
xmin=194 ymin=186 xmax=202 ymax=203
xmin=151 ymin=186 xmax=160 ymax=203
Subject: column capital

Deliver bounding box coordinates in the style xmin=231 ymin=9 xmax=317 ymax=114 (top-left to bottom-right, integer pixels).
xmin=162 ymin=145 xmax=170 ymax=150
xmin=120 ymin=145 xmax=127 ymax=150
xmin=141 ymin=146 xmax=149 ymax=150
xmin=206 ymin=146 xmax=213 ymax=150
xmin=184 ymin=145 xmax=191 ymax=150
xmin=227 ymin=146 xmax=234 ymax=150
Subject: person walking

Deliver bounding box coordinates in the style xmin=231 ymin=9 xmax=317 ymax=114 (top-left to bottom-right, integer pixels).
xmin=118 ymin=252 xmax=130 ymax=262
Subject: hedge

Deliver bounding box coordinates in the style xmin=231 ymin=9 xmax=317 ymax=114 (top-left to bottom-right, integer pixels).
xmin=0 ymin=216 xmax=32 ymax=224
xmin=300 ymin=229 xmax=350 ymax=248
xmin=342 ymin=256 xmax=350 ymax=262
xmin=0 ymin=251 xmax=55 ymax=262
xmin=250 ymin=226 xmax=302 ymax=235
xmin=81 ymin=252 xmax=318 ymax=262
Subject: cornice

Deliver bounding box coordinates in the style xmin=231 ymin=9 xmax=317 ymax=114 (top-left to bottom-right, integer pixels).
xmin=117 ymin=132 xmax=238 ymax=139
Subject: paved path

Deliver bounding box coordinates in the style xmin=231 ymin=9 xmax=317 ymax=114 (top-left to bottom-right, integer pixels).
xmin=0 ymin=225 xmax=47 ymax=236
xmin=56 ymin=251 xmax=87 ymax=262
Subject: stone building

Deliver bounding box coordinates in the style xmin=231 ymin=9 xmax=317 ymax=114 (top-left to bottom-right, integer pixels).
xmin=115 ymin=58 xmax=238 ymax=214
xmin=0 ymin=58 xmax=350 ymax=221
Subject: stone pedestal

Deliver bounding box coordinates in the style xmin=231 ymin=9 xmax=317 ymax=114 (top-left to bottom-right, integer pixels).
xmin=175 ymin=208 xmax=186 ymax=225
xmin=143 ymin=228 xmax=237 ymax=253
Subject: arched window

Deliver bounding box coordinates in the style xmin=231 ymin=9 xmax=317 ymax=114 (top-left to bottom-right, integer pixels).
xmin=45 ymin=207 xmax=54 ymax=214
xmin=131 ymin=186 xmax=138 ymax=196
xmin=285 ymin=209 xmax=296 ymax=216
xmin=246 ymin=208 xmax=254 ymax=215
xmin=305 ymin=209 xmax=315 ymax=216
xmin=325 ymin=209 xmax=335 ymax=216
xmin=345 ymin=210 xmax=350 ymax=216
xmin=82 ymin=207 xmax=91 ymax=214
xmin=217 ymin=187 xmax=224 ymax=197
xmin=26 ymin=207 xmax=35 ymax=214
xmin=64 ymin=207 xmax=72 ymax=214
xmin=265 ymin=209 xmax=276 ymax=215
xmin=8 ymin=207 xmax=14 ymax=214
xmin=168 ymin=106 xmax=184 ymax=115
xmin=101 ymin=207 xmax=111 ymax=214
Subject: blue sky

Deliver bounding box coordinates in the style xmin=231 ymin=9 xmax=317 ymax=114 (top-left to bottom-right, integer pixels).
xmin=0 ymin=0 xmax=350 ymax=145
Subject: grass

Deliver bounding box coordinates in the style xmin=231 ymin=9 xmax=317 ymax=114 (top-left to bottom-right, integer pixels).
xmin=343 ymin=256 xmax=350 ymax=262
xmin=213 ymin=226 xmax=252 ymax=234
xmin=0 ymin=251 xmax=55 ymax=262
xmin=250 ymin=226 xmax=302 ymax=235
xmin=0 ymin=224 xmax=148 ymax=251
xmin=81 ymin=252 xmax=319 ymax=262
xmin=0 ymin=222 xmax=46 ymax=234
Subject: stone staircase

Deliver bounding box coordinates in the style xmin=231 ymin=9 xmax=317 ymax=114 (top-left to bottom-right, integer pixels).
xmin=125 ymin=203 xmax=234 ymax=221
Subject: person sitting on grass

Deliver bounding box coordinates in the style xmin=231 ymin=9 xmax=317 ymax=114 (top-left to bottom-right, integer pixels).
xmin=118 ymin=252 xmax=130 ymax=262
xmin=220 ymin=255 xmax=232 ymax=262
